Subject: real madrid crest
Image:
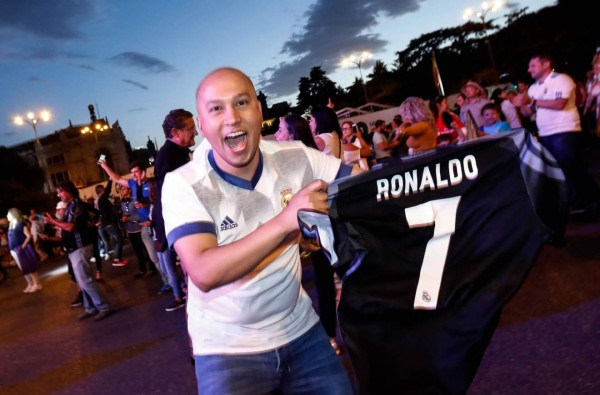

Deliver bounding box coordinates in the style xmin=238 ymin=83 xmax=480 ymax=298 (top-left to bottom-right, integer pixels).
xmin=280 ymin=187 xmax=294 ymax=208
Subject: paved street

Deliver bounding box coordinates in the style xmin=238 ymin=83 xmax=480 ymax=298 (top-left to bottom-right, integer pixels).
xmin=1 ymin=140 xmax=599 ymax=395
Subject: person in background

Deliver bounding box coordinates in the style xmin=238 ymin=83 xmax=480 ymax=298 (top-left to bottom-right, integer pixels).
xmin=429 ymin=95 xmax=465 ymax=145
xmin=584 ymin=58 xmax=600 ymax=137
xmin=460 ymin=80 xmax=491 ymax=129
xmin=340 ymin=120 xmax=371 ymax=170
xmin=396 ymin=96 xmax=438 ymax=154
xmin=120 ymin=186 xmax=158 ymax=278
xmin=480 ymin=102 xmax=511 ymax=135
xmin=100 ymin=160 xmax=161 ymax=276
xmin=373 ymin=119 xmax=401 ymax=164
xmin=518 ymin=53 xmax=600 ymax=215
xmin=152 ymin=109 xmax=197 ymax=311
xmin=275 ymin=113 xmax=319 ymax=149
xmin=7 ymin=208 xmax=42 ymax=292
xmin=492 ymin=88 xmax=523 ymax=129
xmin=95 ymin=180 xmax=127 ymax=268
xmin=310 ymin=105 xmax=342 ymax=159
xmin=453 ymin=92 xmax=467 ymax=116
xmin=29 ymin=208 xmax=49 ymax=262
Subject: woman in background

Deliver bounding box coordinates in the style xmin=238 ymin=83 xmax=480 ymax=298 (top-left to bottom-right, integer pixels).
xmin=397 ymin=97 xmax=439 ymax=154
xmin=275 ymin=114 xmax=318 ymax=149
xmin=340 ymin=120 xmax=371 ymax=170
xmin=429 ymin=96 xmax=465 ymax=145
xmin=7 ymin=208 xmax=42 ymax=292
xmin=309 ymin=105 xmax=342 ymax=158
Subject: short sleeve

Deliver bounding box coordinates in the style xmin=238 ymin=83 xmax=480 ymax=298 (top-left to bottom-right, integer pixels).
xmin=162 ymin=171 xmax=216 ymax=248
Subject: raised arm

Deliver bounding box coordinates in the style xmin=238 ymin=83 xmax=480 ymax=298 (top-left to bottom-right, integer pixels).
xmin=98 ymin=161 xmax=129 ymax=188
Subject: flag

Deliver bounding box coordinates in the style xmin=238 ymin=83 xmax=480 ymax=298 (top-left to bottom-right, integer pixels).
xmin=465 ymin=110 xmax=479 ymax=141
xmin=432 ymin=51 xmax=445 ymax=96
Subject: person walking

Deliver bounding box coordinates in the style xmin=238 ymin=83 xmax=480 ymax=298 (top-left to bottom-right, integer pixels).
xmin=7 ymin=208 xmax=42 ymax=293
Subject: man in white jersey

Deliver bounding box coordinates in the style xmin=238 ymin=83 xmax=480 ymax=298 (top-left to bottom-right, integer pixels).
xmin=162 ymin=67 xmax=355 ymax=394
xmin=519 ymin=53 xmax=599 ymax=214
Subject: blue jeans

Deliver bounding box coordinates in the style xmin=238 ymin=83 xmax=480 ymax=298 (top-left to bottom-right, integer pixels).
xmin=69 ymin=245 xmax=110 ymax=313
xmin=103 ymin=223 xmax=123 ymax=260
xmin=194 ymin=323 xmax=354 ymax=394
xmin=539 ymin=132 xmax=600 ymax=206
xmin=157 ymin=249 xmax=185 ymax=299
xmin=140 ymin=226 xmax=160 ymax=272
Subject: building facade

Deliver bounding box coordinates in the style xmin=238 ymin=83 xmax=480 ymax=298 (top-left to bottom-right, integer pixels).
xmin=10 ymin=119 xmax=130 ymax=194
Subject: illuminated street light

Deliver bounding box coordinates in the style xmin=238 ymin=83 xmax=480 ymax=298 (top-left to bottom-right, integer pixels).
xmin=81 ymin=121 xmax=109 ymax=152
xmin=13 ymin=110 xmax=51 ymax=144
xmin=341 ymin=51 xmax=373 ymax=112
xmin=462 ymin=1 xmax=504 ymax=79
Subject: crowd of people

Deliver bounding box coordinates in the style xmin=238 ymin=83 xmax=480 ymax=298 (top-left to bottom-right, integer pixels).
xmin=1 ymin=50 xmax=599 ymax=393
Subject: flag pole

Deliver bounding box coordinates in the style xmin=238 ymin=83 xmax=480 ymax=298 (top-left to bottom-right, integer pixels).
xmin=432 ymin=51 xmax=445 ymax=97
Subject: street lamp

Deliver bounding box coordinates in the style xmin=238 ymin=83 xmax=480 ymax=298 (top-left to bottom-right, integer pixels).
xmin=81 ymin=121 xmax=109 ymax=153
xmin=341 ymin=51 xmax=373 ymax=112
xmin=13 ymin=110 xmax=51 ymax=145
xmin=462 ymin=1 xmax=504 ymax=79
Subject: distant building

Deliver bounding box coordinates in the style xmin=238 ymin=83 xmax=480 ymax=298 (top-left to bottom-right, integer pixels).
xmin=9 ymin=118 xmax=130 ymax=193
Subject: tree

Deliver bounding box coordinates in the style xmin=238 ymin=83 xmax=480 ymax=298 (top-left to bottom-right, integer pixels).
xmin=296 ymin=66 xmax=344 ymax=111
xmin=0 ymin=146 xmax=47 ymax=214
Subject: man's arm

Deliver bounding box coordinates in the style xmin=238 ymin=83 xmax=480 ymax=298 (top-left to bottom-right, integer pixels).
xmin=43 ymin=213 xmax=75 ymax=232
xmin=98 ymin=161 xmax=129 ymax=187
xmin=172 ymin=179 xmax=330 ymax=292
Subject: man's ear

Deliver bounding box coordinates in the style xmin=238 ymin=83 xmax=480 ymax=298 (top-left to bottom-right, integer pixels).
xmin=196 ymin=115 xmax=205 ymax=137
xmin=170 ymin=127 xmax=178 ymax=140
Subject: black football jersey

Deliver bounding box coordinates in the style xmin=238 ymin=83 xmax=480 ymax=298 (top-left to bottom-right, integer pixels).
xmin=302 ymin=129 xmax=567 ymax=394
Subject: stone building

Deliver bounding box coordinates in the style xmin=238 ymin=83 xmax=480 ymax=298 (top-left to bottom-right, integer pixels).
xmin=10 ymin=113 xmax=130 ymax=194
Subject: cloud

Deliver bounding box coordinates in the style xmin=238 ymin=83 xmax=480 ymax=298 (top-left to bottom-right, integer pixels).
xmin=259 ymin=0 xmax=425 ymax=100
xmin=109 ymin=52 xmax=176 ymax=74
xmin=78 ymin=64 xmax=96 ymax=71
xmin=0 ymin=0 xmax=98 ymax=40
xmin=122 ymin=79 xmax=149 ymax=90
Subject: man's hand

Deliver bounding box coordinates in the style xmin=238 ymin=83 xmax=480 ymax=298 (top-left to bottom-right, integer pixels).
xmin=43 ymin=212 xmax=55 ymax=225
xmin=327 ymin=97 xmax=335 ymax=109
xmin=278 ymin=180 xmax=329 ymax=233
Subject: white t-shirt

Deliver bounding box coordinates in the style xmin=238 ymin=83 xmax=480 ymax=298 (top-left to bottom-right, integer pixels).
xmin=162 ymin=139 xmax=343 ymax=355
xmin=529 ymin=72 xmax=581 ymax=137
xmin=317 ymin=132 xmax=341 ymax=158
xmin=372 ymin=130 xmax=391 ymax=159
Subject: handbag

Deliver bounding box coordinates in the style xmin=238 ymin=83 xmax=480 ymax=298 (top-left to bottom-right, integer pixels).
xmin=16 ymin=244 xmax=40 ymax=275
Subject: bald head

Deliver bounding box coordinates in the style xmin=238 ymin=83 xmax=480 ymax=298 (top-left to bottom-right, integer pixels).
xmin=196 ymin=67 xmax=256 ymax=104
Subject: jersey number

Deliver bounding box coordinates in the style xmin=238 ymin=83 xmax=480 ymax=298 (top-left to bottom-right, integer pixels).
xmin=404 ymin=196 xmax=461 ymax=310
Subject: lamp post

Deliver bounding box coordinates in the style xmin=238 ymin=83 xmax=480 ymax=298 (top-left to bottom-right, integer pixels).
xmin=13 ymin=110 xmax=51 ymax=145
xmin=81 ymin=121 xmax=109 ymax=153
xmin=462 ymin=1 xmax=503 ymax=79
xmin=81 ymin=121 xmax=110 ymax=181
xmin=341 ymin=51 xmax=373 ymax=112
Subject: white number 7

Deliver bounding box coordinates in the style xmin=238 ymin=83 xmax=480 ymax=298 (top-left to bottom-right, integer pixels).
xmin=404 ymin=196 xmax=461 ymax=310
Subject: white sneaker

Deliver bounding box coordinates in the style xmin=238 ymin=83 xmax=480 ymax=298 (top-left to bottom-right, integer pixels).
xmin=23 ymin=285 xmax=33 ymax=293
xmin=90 ymin=257 xmax=96 ymax=263
xmin=103 ymin=254 xmax=110 ymax=261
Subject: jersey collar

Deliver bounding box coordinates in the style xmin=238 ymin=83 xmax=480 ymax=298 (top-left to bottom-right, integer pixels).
xmin=207 ymin=149 xmax=263 ymax=190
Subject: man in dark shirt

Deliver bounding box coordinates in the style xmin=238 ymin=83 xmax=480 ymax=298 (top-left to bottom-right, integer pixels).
xmin=152 ymin=108 xmax=197 ymax=311
xmin=44 ymin=181 xmax=112 ymax=321
xmin=95 ymin=180 xmax=126 ymax=266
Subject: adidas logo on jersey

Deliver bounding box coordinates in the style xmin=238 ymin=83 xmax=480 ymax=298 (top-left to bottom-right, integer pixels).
xmin=220 ymin=216 xmax=238 ymax=231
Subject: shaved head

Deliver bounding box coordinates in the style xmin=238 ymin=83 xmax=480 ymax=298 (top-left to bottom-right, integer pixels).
xmin=196 ymin=67 xmax=256 ymax=104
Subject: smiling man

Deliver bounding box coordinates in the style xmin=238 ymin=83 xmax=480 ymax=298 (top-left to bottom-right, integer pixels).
xmin=162 ymin=67 xmax=354 ymax=394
